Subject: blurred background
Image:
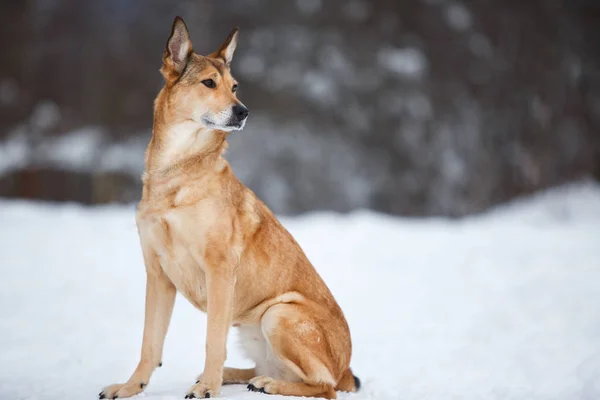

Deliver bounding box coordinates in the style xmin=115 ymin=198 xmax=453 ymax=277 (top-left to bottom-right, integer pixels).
xmin=0 ymin=0 xmax=598 ymax=216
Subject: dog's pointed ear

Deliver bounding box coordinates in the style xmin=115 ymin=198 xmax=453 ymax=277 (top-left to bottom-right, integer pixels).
xmin=162 ymin=16 xmax=193 ymax=80
xmin=211 ymin=28 xmax=239 ymax=66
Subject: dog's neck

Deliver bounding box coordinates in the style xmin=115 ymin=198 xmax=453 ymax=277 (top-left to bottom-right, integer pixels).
xmin=145 ymin=116 xmax=229 ymax=178
xmin=141 ymin=119 xmax=231 ymax=204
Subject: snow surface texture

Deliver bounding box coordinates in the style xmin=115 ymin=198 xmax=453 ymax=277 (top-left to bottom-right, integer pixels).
xmin=1 ymin=182 xmax=599 ymax=400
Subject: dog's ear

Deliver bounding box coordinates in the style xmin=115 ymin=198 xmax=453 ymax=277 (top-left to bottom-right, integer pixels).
xmin=162 ymin=16 xmax=193 ymax=81
xmin=211 ymin=28 xmax=239 ymax=66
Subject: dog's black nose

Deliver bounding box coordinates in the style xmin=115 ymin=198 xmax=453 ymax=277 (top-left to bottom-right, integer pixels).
xmin=232 ymin=104 xmax=249 ymax=121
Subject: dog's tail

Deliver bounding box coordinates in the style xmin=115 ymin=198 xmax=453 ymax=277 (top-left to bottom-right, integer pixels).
xmin=336 ymin=368 xmax=361 ymax=392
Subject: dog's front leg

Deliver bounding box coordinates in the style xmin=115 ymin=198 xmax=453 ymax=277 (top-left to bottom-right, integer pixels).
xmin=185 ymin=264 xmax=235 ymax=398
xmin=100 ymin=251 xmax=176 ymax=399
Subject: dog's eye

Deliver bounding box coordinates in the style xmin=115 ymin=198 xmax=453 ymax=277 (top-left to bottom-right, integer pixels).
xmin=202 ymin=79 xmax=216 ymax=89
xmin=232 ymin=84 xmax=238 ymax=93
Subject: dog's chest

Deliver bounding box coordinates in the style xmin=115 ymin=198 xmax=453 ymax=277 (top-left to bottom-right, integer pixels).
xmin=137 ymin=206 xmax=212 ymax=311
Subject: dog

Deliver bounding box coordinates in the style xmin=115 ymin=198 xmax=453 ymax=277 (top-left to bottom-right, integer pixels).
xmin=99 ymin=17 xmax=359 ymax=399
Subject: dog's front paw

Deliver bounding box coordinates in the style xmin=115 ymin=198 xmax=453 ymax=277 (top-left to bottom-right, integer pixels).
xmin=185 ymin=381 xmax=220 ymax=398
xmin=99 ymin=382 xmax=145 ymax=399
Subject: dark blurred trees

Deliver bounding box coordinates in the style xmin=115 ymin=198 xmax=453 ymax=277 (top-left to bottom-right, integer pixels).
xmin=0 ymin=0 xmax=598 ymax=216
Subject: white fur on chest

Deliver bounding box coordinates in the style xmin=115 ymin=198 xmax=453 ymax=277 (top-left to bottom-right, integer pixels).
xmin=157 ymin=121 xmax=214 ymax=170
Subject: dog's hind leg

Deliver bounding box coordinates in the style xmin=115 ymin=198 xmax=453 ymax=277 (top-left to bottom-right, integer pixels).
xmin=246 ymin=303 xmax=339 ymax=399
xmin=100 ymin=252 xmax=176 ymax=399
xmin=248 ymin=377 xmax=336 ymax=398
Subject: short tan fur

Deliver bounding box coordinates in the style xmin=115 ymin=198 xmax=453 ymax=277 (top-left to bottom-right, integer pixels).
xmin=100 ymin=17 xmax=358 ymax=400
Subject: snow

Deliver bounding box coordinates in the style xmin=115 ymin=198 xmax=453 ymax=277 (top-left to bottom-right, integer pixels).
xmin=1 ymin=181 xmax=600 ymax=400
xmin=99 ymin=135 xmax=148 ymax=176
xmin=0 ymin=132 xmax=29 ymax=176
xmin=40 ymin=128 xmax=105 ymax=171
xmin=378 ymin=47 xmax=427 ymax=79
xmin=301 ymin=70 xmax=338 ymax=105
xmin=0 ymin=127 xmax=148 ymax=179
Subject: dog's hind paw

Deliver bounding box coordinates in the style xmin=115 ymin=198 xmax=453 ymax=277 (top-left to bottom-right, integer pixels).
xmin=247 ymin=383 xmax=267 ymax=393
xmin=247 ymin=376 xmax=275 ymax=394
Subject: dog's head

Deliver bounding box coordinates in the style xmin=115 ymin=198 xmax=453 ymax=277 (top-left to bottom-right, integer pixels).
xmin=159 ymin=17 xmax=248 ymax=131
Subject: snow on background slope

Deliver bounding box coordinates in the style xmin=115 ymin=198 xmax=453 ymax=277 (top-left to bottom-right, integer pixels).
xmin=1 ymin=182 xmax=599 ymax=400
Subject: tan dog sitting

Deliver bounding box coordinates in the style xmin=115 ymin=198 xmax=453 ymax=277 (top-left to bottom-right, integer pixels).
xmin=100 ymin=17 xmax=359 ymax=399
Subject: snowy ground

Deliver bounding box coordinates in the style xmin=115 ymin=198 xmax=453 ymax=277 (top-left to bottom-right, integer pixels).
xmin=1 ymin=182 xmax=600 ymax=400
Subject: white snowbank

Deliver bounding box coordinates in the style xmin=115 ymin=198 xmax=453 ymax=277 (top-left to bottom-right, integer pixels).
xmin=0 ymin=128 xmax=148 ymax=178
xmin=0 ymin=181 xmax=599 ymax=399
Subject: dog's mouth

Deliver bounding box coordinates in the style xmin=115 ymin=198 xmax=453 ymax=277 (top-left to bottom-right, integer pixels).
xmin=226 ymin=117 xmax=247 ymax=132
xmin=201 ymin=116 xmax=247 ymax=132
